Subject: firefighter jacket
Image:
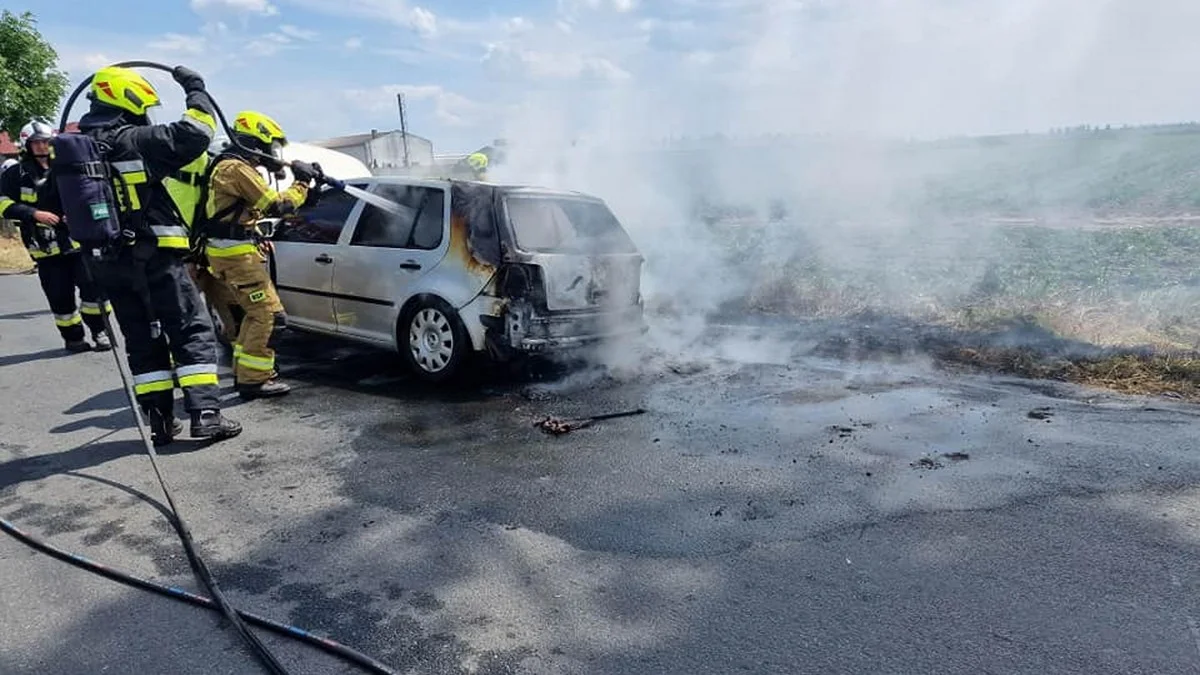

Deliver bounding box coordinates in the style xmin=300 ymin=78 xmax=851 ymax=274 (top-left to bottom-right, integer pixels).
xmin=0 ymin=158 xmax=78 ymax=259
xmin=75 ymin=90 xmax=218 ymax=252
xmin=202 ymin=156 xmax=308 ymax=259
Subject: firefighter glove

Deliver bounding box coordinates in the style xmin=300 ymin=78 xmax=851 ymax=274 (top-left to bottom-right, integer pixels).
xmin=290 ymin=160 xmax=318 ymax=184
xmin=172 ymin=66 xmax=206 ymax=93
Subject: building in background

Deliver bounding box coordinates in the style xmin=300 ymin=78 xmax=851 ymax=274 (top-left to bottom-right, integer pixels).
xmin=307 ymin=129 xmax=435 ymax=174
xmin=0 ymin=132 xmax=19 ymax=161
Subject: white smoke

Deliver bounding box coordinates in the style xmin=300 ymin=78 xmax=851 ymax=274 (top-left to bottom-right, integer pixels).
xmin=477 ymin=0 xmax=1200 ymax=356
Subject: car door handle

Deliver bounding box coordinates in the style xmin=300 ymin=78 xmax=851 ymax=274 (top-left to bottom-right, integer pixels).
xmin=399 ymin=261 xmax=422 ymax=271
xmin=314 ymin=254 xmax=333 ymax=264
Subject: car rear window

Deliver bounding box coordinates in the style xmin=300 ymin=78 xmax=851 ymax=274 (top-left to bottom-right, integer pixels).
xmin=504 ymin=196 xmax=637 ymax=254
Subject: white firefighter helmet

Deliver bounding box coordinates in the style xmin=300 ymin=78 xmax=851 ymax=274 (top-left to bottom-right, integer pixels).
xmin=18 ymin=120 xmax=55 ymax=152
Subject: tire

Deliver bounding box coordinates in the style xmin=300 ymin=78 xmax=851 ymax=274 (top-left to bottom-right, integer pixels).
xmin=398 ymin=296 xmax=471 ymax=383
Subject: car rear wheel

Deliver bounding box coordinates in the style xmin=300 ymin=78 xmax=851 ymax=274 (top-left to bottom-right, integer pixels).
xmin=400 ymin=297 xmax=470 ymax=382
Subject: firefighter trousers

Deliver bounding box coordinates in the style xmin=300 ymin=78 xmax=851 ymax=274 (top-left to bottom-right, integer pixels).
xmin=37 ymin=252 xmax=110 ymax=343
xmin=86 ymin=245 xmax=222 ymax=414
xmin=189 ymin=262 xmax=243 ymax=345
xmin=207 ymin=251 xmax=285 ymax=386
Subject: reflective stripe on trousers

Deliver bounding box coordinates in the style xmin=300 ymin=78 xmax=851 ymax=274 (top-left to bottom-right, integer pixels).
xmin=237 ymin=351 xmax=275 ymax=372
xmin=80 ymin=300 xmax=112 ymax=316
xmin=53 ymin=311 xmax=82 ymax=327
xmin=175 ymin=363 xmax=219 ymax=388
xmin=132 ymin=369 xmax=174 ymax=395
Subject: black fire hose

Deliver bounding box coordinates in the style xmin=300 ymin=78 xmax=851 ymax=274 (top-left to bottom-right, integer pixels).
xmin=57 ymin=60 xmax=344 ymax=190
xmin=14 ymin=60 xmax=389 ymax=675
xmin=0 ymin=515 xmax=399 ymax=674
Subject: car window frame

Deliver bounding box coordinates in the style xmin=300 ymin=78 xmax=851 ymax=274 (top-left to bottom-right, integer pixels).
xmin=274 ymin=182 xmax=369 ymax=245
xmin=348 ymin=182 xmax=447 ymax=251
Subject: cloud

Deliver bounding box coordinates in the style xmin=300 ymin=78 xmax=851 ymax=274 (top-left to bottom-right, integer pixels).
xmin=557 ymin=0 xmax=637 ymax=13
xmin=345 ymin=37 xmax=364 ymax=50
xmin=147 ymin=33 xmax=208 ymax=55
xmin=279 ymin=24 xmax=319 ymax=40
xmin=482 ymin=43 xmax=632 ymax=82
xmin=408 ymin=7 xmax=437 ymax=38
xmin=245 ymin=32 xmax=294 ymax=57
xmin=344 ymin=84 xmax=486 ymax=128
xmin=190 ymin=0 xmax=278 ymax=16
xmin=284 ymin=0 xmax=446 ymax=38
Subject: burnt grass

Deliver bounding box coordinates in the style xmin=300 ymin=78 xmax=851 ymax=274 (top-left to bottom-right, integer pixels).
xmin=792 ymin=310 xmax=1200 ymax=401
xmin=718 ymin=221 xmax=1200 ymax=400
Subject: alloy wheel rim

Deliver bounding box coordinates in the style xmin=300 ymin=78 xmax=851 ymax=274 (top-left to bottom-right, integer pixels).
xmin=409 ymin=308 xmax=454 ymax=372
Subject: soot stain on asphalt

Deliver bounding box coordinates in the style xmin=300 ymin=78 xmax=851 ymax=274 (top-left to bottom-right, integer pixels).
xmin=2 ymin=500 xmax=45 ymax=519
xmin=381 ymin=582 xmax=446 ymax=613
xmin=117 ymin=532 xmax=192 ymax=576
xmin=213 ymin=561 xmax=285 ymax=595
xmin=81 ymin=519 xmax=125 ymax=546
xmin=273 ymin=580 xmax=535 ymax=673
xmin=20 ymin=502 xmax=95 ymax=536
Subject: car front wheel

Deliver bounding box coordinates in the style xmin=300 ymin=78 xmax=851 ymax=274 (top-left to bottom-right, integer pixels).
xmin=399 ymin=297 xmax=470 ymax=382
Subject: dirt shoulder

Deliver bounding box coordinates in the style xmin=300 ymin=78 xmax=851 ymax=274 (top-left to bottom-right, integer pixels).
xmin=0 ymin=231 xmax=33 ymax=275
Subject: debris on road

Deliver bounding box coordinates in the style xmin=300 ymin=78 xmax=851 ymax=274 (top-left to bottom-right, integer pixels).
xmin=829 ymin=425 xmax=855 ymax=438
xmin=911 ymin=456 xmax=944 ymax=470
xmin=910 ymin=451 xmax=971 ymax=470
xmin=535 ymin=408 xmax=647 ymax=435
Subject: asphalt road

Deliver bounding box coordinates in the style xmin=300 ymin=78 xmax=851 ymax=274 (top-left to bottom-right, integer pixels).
xmin=1 ymin=272 xmax=1199 ymax=675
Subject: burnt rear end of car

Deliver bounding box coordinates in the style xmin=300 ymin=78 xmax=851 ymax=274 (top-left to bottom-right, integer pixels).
xmin=449 ymin=182 xmax=647 ymax=355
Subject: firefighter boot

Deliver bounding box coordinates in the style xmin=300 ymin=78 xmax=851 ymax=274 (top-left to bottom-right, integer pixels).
xmin=146 ymin=407 xmax=183 ymax=447
xmin=92 ymin=331 xmax=113 ymax=351
xmin=65 ymin=339 xmax=92 ymax=353
xmin=190 ymin=410 xmax=243 ymax=440
xmin=236 ymin=378 xmax=291 ymax=400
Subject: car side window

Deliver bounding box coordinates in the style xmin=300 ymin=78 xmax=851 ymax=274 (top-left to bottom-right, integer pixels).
xmin=351 ymin=184 xmax=420 ymax=248
xmin=274 ymin=183 xmax=366 ymax=244
xmin=409 ymin=188 xmax=445 ymax=250
xmin=350 ymin=185 xmax=445 ymax=250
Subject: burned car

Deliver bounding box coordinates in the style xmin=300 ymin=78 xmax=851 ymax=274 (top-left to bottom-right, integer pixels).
xmin=266 ymin=177 xmax=647 ymax=381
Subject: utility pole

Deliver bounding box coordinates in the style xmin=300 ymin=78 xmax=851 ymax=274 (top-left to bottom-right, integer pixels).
xmin=396 ymin=93 xmax=411 ymax=169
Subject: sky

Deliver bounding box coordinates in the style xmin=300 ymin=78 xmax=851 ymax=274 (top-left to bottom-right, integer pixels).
xmin=12 ymin=0 xmax=1200 ymax=155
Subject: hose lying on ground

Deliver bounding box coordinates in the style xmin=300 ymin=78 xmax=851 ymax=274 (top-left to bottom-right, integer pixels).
xmin=0 ymin=515 xmax=400 ymax=675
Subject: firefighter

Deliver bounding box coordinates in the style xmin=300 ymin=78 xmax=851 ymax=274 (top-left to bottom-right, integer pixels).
xmin=191 ymin=262 xmax=243 ymax=347
xmin=75 ymin=64 xmax=241 ymax=444
xmin=0 ymin=120 xmax=113 ymax=352
xmin=162 ymin=142 xmax=244 ymax=350
xmin=465 ymin=151 xmax=489 ymax=180
xmin=199 ymin=110 xmax=314 ymax=399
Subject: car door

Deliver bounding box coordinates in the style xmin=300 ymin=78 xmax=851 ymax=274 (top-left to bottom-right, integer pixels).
xmin=270 ymin=183 xmax=367 ymax=334
xmin=332 ymin=182 xmax=449 ymax=345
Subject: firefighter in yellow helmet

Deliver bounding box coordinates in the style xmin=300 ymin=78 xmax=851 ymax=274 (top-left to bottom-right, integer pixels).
xmin=72 ymin=64 xmax=241 ymax=444
xmin=161 ymin=136 xmax=245 ymax=350
xmin=197 ymin=110 xmax=315 ymax=399
xmin=465 ymin=152 xmax=489 ymax=180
